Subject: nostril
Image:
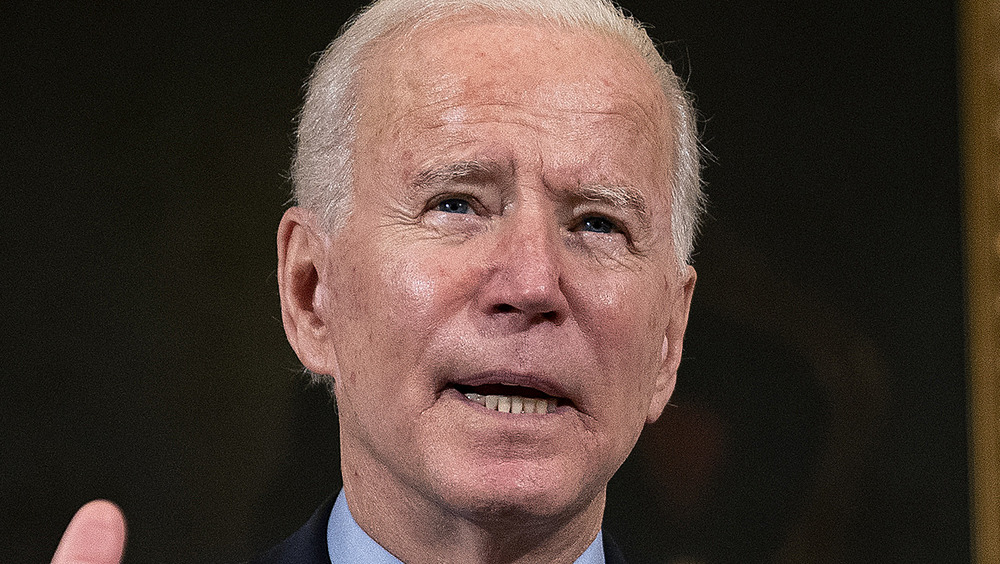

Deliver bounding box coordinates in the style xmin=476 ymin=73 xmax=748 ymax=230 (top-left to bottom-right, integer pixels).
xmin=493 ymin=303 xmax=518 ymax=314
xmin=488 ymin=304 xmax=563 ymax=324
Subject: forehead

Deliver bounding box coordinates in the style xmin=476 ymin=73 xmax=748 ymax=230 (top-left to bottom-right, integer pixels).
xmin=351 ymin=18 xmax=673 ymax=214
xmin=360 ymin=18 xmax=667 ymax=140
xmin=414 ymin=22 xmax=648 ymax=91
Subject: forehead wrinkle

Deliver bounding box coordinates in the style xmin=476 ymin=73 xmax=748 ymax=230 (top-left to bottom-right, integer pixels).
xmin=401 ymin=67 xmax=660 ymax=130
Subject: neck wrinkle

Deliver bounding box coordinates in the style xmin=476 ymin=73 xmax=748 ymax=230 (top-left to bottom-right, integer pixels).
xmin=340 ymin=448 xmax=607 ymax=564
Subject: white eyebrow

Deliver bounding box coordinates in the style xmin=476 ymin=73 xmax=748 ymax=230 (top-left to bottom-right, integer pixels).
xmin=412 ymin=160 xmax=506 ymax=188
xmin=573 ymin=183 xmax=651 ymax=227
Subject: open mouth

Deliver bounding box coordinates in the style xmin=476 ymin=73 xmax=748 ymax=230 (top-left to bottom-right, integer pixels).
xmin=453 ymin=383 xmax=563 ymax=414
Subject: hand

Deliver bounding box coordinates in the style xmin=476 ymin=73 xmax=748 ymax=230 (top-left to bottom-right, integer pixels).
xmin=51 ymin=500 xmax=127 ymax=564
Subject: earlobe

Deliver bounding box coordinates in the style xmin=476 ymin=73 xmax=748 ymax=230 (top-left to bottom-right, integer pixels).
xmin=646 ymin=265 xmax=696 ymax=424
xmin=277 ymin=207 xmax=339 ymax=377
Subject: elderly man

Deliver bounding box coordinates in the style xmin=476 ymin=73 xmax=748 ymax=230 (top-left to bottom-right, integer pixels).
xmin=52 ymin=0 xmax=702 ymax=562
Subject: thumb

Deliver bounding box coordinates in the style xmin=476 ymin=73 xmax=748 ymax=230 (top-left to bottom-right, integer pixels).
xmin=51 ymin=500 xmax=127 ymax=564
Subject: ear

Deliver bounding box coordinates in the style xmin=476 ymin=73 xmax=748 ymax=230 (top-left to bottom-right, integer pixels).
xmin=276 ymin=206 xmax=340 ymax=378
xmin=646 ymin=265 xmax=696 ymax=424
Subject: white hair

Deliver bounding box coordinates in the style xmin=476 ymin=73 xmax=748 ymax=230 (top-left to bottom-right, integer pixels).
xmin=292 ymin=0 xmax=705 ymax=265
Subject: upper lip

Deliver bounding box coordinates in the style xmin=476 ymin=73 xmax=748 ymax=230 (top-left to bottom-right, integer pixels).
xmin=446 ymin=370 xmax=572 ymax=403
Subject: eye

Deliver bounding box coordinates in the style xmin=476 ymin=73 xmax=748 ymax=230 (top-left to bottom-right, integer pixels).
xmin=578 ymin=215 xmax=618 ymax=234
xmin=436 ymin=198 xmax=473 ymax=214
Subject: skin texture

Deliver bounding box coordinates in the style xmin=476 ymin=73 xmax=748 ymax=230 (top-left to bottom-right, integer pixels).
xmin=50 ymin=500 xmax=126 ymax=564
xmin=278 ymin=20 xmax=696 ymax=564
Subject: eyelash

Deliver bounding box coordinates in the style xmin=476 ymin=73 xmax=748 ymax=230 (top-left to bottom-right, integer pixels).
xmin=576 ymin=215 xmax=620 ymax=234
xmin=436 ymin=198 xmax=472 ymax=214
xmin=429 ymin=194 xmax=483 ymax=216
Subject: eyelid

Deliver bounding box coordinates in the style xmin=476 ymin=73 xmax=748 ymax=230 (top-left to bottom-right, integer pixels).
xmin=574 ymin=214 xmax=620 ymax=233
xmin=570 ymin=209 xmax=645 ymax=256
xmin=572 ymin=206 xmax=631 ymax=234
xmin=427 ymin=192 xmax=486 ymax=216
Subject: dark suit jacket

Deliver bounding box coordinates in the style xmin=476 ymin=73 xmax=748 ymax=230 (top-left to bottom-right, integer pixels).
xmin=248 ymin=497 xmax=628 ymax=564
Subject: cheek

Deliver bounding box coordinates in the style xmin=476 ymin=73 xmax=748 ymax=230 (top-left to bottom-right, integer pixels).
xmin=366 ymin=244 xmax=484 ymax=351
xmin=385 ymin=260 xmax=444 ymax=321
xmin=574 ymin=277 xmax=666 ymax=405
xmin=580 ymin=278 xmax=663 ymax=354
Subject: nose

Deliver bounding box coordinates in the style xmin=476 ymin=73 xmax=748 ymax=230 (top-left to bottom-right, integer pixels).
xmin=475 ymin=211 xmax=569 ymax=330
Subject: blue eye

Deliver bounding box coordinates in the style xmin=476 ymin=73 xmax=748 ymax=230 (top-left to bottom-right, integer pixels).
xmin=580 ymin=216 xmax=617 ymax=234
xmin=437 ymin=198 xmax=472 ymax=214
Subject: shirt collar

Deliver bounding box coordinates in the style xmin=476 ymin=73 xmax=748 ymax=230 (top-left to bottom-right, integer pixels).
xmin=326 ymin=488 xmax=606 ymax=564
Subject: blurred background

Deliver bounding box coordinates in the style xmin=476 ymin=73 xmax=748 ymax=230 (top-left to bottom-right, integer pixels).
xmin=2 ymin=1 xmax=978 ymax=562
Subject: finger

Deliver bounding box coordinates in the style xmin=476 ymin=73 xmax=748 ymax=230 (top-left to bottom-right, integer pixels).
xmin=51 ymin=500 xmax=127 ymax=564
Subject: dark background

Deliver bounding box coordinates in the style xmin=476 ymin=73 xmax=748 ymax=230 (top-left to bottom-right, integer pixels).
xmin=2 ymin=1 xmax=967 ymax=562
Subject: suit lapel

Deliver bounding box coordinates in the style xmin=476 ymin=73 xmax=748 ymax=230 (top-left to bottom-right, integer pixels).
xmin=246 ymin=496 xmax=335 ymax=564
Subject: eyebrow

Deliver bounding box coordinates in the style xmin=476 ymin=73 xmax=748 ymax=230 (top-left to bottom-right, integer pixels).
xmin=412 ymin=160 xmax=507 ymax=188
xmin=572 ymin=183 xmax=651 ymax=227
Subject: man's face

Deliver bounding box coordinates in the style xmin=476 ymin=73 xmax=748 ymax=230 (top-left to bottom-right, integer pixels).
xmin=295 ymin=21 xmax=694 ymax=523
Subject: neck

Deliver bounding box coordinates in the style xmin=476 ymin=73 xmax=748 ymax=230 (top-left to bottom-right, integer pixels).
xmin=340 ymin=451 xmax=605 ymax=564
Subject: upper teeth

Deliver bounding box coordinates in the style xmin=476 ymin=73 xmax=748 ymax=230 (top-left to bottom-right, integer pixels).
xmin=463 ymin=392 xmax=556 ymax=414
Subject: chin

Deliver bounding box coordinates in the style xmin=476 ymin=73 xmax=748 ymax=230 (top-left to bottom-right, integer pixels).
xmin=425 ymin=455 xmax=603 ymax=525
